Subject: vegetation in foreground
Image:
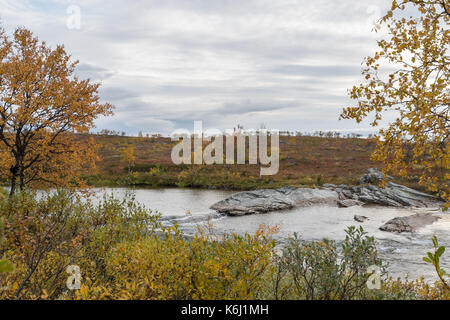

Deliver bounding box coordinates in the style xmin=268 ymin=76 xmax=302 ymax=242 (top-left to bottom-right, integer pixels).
xmin=0 ymin=190 xmax=448 ymax=300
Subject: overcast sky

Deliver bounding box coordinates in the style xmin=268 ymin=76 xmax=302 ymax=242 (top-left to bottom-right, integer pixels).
xmin=0 ymin=0 xmax=395 ymax=135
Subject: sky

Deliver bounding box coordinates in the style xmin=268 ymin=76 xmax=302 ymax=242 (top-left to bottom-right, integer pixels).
xmin=0 ymin=0 xmax=396 ymax=136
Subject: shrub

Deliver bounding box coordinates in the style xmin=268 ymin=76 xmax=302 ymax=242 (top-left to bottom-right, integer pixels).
xmin=423 ymin=236 xmax=449 ymax=292
xmin=380 ymin=276 xmax=449 ymax=300
xmin=76 ymin=225 xmax=277 ymax=300
xmin=0 ymin=216 xmax=14 ymax=275
xmin=271 ymin=226 xmax=382 ymax=300
xmin=0 ymin=190 xmax=159 ymax=299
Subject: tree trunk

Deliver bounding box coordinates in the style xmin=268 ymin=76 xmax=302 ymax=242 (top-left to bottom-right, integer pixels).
xmin=9 ymin=174 xmax=17 ymax=198
xmin=9 ymin=165 xmax=19 ymax=198
xmin=19 ymin=166 xmax=25 ymax=191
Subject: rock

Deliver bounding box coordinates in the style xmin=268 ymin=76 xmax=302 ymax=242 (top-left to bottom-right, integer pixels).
xmin=358 ymin=185 xmax=402 ymax=207
xmin=323 ymin=183 xmax=337 ymax=188
xmin=324 ymin=170 xmax=438 ymax=207
xmin=338 ymin=199 xmax=365 ymax=207
xmin=354 ymin=215 xmax=369 ymax=222
xmin=359 ymin=168 xmax=392 ymax=185
xmin=341 ymin=189 xmax=354 ymax=199
xmin=379 ymin=213 xmax=440 ymax=233
xmin=210 ymin=187 xmax=339 ymax=216
xmin=357 ymin=182 xmax=437 ymax=207
xmin=160 ymin=212 xmax=225 ymax=227
xmin=210 ymin=169 xmax=442 ymax=216
xmin=337 ymin=191 xmax=347 ymax=200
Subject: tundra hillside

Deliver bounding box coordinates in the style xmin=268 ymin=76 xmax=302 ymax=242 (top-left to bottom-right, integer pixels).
xmin=83 ymin=132 xmax=435 ymax=193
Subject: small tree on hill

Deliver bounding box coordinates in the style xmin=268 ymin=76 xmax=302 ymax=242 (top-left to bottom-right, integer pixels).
xmin=121 ymin=144 xmax=136 ymax=174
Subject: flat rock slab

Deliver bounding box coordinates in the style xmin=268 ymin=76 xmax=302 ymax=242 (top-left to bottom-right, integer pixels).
xmin=210 ymin=187 xmax=338 ymax=216
xmin=379 ymin=213 xmax=440 ymax=233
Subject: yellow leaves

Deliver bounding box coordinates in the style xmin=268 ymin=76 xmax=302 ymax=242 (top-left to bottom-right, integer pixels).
xmin=40 ymin=289 xmax=49 ymax=299
xmin=390 ymin=274 xmax=450 ymax=300
xmin=0 ymin=26 xmax=114 ymax=193
xmin=121 ymin=144 xmax=136 ymax=171
xmin=341 ymin=0 xmax=449 ymax=207
xmin=97 ymin=226 xmax=276 ymax=300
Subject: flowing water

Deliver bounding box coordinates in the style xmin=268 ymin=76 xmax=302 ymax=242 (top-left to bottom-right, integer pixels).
xmin=71 ymin=188 xmax=450 ymax=282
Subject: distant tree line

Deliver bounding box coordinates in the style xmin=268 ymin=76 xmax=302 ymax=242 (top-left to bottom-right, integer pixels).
xmin=95 ymin=128 xmax=375 ymax=139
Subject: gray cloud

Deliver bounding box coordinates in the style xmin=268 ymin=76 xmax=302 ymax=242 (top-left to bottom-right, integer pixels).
xmin=0 ymin=0 xmax=394 ymax=135
xmin=76 ymin=63 xmax=116 ymax=81
xmin=266 ymin=64 xmax=363 ymax=78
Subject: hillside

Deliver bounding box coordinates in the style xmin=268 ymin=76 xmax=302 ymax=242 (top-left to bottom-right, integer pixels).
xmin=83 ymin=133 xmax=424 ymax=191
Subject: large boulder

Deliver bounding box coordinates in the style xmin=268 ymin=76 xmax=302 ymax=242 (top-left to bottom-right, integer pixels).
xmin=379 ymin=213 xmax=440 ymax=233
xmin=359 ymin=168 xmax=391 ymax=185
xmin=210 ymin=187 xmax=338 ymax=216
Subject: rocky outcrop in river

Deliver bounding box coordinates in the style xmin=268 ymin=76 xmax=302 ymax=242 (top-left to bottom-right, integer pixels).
xmin=324 ymin=168 xmax=438 ymax=208
xmin=210 ymin=187 xmax=338 ymax=216
xmin=327 ymin=181 xmax=437 ymax=208
xmin=210 ymin=169 xmax=441 ymax=216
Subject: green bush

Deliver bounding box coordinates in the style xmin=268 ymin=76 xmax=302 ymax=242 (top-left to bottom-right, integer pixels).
xmin=423 ymin=236 xmax=449 ymax=291
xmin=268 ymin=226 xmax=382 ymax=300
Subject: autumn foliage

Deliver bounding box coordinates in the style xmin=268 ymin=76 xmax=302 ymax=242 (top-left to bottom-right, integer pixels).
xmin=1 ymin=190 xmax=448 ymax=300
xmin=121 ymin=144 xmax=136 ymax=174
xmin=341 ymin=0 xmax=449 ymax=206
xmin=0 ymin=27 xmax=113 ymax=196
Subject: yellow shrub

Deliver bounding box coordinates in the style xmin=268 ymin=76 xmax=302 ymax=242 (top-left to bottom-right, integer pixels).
xmin=77 ymin=226 xmax=276 ymax=300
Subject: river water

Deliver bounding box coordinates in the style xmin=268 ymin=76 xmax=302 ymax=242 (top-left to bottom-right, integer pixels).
xmin=79 ymin=188 xmax=450 ymax=282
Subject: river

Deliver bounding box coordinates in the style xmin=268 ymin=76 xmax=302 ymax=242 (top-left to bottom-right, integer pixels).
xmin=67 ymin=187 xmax=450 ymax=282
